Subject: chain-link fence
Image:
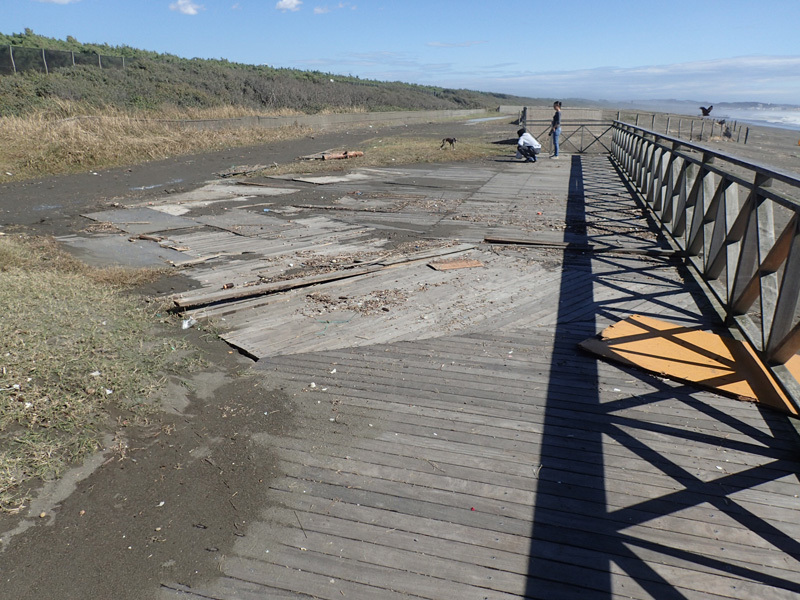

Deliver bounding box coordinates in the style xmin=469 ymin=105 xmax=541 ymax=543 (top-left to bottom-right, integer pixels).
xmin=0 ymin=46 xmax=126 ymax=75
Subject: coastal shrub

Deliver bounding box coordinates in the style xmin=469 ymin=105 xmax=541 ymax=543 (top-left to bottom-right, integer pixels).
xmin=0 ymin=30 xmax=541 ymax=117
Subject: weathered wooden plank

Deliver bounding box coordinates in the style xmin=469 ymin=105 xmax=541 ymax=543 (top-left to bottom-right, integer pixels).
xmin=272 ymin=453 xmax=800 ymax=549
xmin=258 ymin=430 xmax=800 ymax=523
xmin=241 ymin=512 xmax=800 ymax=600
xmin=266 ymin=471 xmax=800 ymax=589
xmin=264 ymin=344 xmax=792 ymax=441
xmin=267 ymin=488 xmax=800 ymax=592
xmin=158 ymin=155 xmax=800 ymax=600
xmin=262 ymin=349 xmax=792 ymax=439
xmin=225 ymin=551 xmax=529 ymax=600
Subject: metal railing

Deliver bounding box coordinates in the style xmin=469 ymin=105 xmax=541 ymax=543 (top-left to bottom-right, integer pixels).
xmin=522 ymin=119 xmax=614 ymax=154
xmin=611 ymin=121 xmax=800 ymax=405
xmin=0 ymin=45 xmax=125 ymax=76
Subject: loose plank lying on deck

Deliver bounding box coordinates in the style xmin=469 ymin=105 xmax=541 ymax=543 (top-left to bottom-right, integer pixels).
xmin=174 ymin=244 xmax=475 ymax=309
xmin=484 ymin=235 xmax=679 ymax=257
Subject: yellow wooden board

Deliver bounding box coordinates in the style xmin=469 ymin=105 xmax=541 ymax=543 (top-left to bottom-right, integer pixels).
xmin=579 ymin=314 xmax=800 ymax=415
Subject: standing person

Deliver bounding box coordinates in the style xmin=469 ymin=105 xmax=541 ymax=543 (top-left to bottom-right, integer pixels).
xmin=550 ymin=101 xmax=562 ymax=158
xmin=516 ymin=128 xmax=541 ymax=162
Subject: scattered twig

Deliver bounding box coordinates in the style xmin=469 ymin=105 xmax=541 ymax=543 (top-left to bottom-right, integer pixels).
xmin=294 ymin=510 xmax=308 ymax=538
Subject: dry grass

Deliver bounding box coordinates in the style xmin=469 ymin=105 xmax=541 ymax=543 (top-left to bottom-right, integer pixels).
xmin=0 ymin=105 xmax=312 ymax=182
xmin=0 ymin=234 xmax=187 ymax=513
xmin=0 ymin=103 xmax=502 ymax=183
xmin=262 ymin=134 xmax=500 ymax=178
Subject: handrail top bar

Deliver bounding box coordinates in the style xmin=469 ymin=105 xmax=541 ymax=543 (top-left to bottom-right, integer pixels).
xmin=523 ymin=120 xmax=610 ymax=125
xmin=614 ymin=120 xmax=800 ymax=187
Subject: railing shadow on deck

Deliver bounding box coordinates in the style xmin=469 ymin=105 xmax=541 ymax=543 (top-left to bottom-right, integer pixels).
xmin=526 ymin=154 xmax=800 ymax=598
xmin=611 ymin=121 xmax=800 ymax=410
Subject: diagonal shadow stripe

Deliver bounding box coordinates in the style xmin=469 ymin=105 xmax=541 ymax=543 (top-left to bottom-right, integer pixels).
xmin=620 ymin=532 xmax=800 ymax=594
xmin=605 ymin=425 xmax=800 ymax=562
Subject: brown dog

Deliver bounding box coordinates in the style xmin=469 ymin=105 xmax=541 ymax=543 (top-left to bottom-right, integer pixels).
xmin=440 ymin=137 xmax=457 ymax=149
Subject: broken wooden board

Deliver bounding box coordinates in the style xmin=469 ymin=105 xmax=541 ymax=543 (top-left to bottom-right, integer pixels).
xmin=82 ymin=208 xmax=198 ymax=235
xmin=484 ymin=235 xmax=678 ymax=257
xmin=172 ymin=265 xmax=385 ymax=309
xmin=579 ymin=314 xmax=800 ymax=415
xmin=215 ymin=165 xmax=271 ymax=178
xmin=428 ymin=258 xmax=484 ymax=271
xmin=288 ymin=173 xmax=373 ymax=185
xmin=299 ymin=149 xmax=363 ymax=161
xmin=171 ymin=244 xmax=476 ymax=310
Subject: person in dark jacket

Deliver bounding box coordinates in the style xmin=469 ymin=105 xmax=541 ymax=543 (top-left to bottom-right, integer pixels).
xmin=550 ymin=101 xmax=562 ymax=158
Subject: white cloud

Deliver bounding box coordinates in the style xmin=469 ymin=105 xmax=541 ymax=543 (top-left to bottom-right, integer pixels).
xmin=33 ymin=0 xmax=81 ymax=4
xmin=170 ymin=0 xmax=203 ymax=15
xmin=276 ymin=0 xmax=302 ymax=11
xmin=291 ymin=53 xmax=799 ymax=104
xmin=471 ymin=56 xmax=800 ymax=103
xmin=314 ymin=2 xmax=353 ymax=14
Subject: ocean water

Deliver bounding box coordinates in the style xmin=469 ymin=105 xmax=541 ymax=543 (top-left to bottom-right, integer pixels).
xmin=716 ymin=108 xmax=800 ymax=132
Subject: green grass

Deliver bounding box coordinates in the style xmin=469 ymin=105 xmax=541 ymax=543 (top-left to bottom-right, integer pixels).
xmin=0 ymin=235 xmax=189 ymax=512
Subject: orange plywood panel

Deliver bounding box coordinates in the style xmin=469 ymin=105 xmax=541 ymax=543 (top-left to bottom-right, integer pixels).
xmin=580 ymin=315 xmax=799 ymax=415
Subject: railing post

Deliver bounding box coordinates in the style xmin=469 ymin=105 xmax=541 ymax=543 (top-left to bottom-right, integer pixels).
xmin=767 ymin=216 xmax=800 ymax=363
xmin=610 ymin=121 xmax=800 ymax=408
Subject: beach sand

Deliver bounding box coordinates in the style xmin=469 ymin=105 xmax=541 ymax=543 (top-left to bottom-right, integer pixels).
xmin=610 ymin=110 xmax=800 ymax=178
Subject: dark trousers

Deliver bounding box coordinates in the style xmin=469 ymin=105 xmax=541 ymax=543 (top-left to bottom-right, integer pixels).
xmin=519 ymin=145 xmax=539 ymax=161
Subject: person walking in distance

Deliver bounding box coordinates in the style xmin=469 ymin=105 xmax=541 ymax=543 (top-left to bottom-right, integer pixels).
xmin=550 ymin=101 xmax=562 ymax=158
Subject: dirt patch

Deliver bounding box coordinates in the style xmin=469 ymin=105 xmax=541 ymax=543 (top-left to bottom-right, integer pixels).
xmin=303 ymin=289 xmax=408 ymax=316
xmin=0 ymin=324 xmax=299 ymax=599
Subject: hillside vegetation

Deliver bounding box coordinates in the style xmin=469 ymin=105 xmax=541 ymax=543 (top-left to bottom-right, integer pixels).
xmin=0 ymin=30 xmax=539 ymax=117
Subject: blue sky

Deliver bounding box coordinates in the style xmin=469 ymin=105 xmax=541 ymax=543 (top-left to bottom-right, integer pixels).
xmin=6 ymin=0 xmax=800 ymax=104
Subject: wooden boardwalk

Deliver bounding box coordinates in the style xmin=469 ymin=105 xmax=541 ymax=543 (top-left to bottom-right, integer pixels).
xmin=151 ymin=155 xmax=800 ymax=599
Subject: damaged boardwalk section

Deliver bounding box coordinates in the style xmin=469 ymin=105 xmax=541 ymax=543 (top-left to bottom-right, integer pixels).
xmin=77 ymin=154 xmax=800 ymax=598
